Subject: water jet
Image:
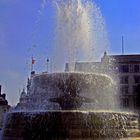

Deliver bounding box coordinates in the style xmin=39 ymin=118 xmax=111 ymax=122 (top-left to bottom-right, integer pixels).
xmin=2 ymin=73 xmax=140 ymax=139
xmin=2 ymin=0 xmax=140 ymax=139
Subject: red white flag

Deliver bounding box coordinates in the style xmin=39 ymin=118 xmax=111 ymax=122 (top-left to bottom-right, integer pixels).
xmin=32 ymin=57 xmax=36 ymax=65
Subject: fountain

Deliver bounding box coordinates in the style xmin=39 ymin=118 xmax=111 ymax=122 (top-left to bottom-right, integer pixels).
xmin=2 ymin=72 xmax=140 ymax=140
xmin=2 ymin=110 xmax=140 ymax=140
xmin=1 ymin=0 xmax=140 ymax=140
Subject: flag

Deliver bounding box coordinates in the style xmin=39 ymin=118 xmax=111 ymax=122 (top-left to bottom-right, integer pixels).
xmin=32 ymin=57 xmax=36 ymax=65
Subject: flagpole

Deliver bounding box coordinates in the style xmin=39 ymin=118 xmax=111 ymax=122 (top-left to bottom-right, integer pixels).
xmin=31 ymin=56 xmax=33 ymax=72
xmin=122 ymin=36 xmax=124 ymax=55
xmin=46 ymin=58 xmax=49 ymax=73
xmin=31 ymin=56 xmax=35 ymax=72
xmin=31 ymin=63 xmax=33 ymax=72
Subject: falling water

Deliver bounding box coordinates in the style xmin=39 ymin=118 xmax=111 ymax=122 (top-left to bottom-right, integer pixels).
xmin=52 ymin=0 xmax=109 ymax=71
xmin=2 ymin=1 xmax=140 ymax=139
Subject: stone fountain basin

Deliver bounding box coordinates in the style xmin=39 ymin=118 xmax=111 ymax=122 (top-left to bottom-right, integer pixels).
xmin=2 ymin=111 xmax=140 ymax=140
xmin=28 ymin=72 xmax=116 ymax=110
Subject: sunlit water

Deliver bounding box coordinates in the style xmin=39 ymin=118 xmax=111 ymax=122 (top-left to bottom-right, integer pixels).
xmin=1 ymin=0 xmax=139 ymax=140
xmin=52 ymin=0 xmax=109 ymax=71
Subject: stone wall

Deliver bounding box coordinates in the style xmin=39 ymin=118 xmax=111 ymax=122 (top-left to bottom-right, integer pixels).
xmin=0 ymin=106 xmax=10 ymax=129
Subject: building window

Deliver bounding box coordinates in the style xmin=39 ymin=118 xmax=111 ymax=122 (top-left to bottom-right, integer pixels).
xmin=120 ymin=86 xmax=129 ymax=95
xmin=133 ymin=86 xmax=138 ymax=94
xmin=119 ymin=65 xmax=129 ymax=73
xmin=134 ymin=76 xmax=140 ymax=84
xmin=121 ymin=98 xmax=129 ymax=108
xmin=120 ymin=76 xmax=128 ymax=84
xmin=134 ymin=65 xmax=140 ymax=73
xmin=134 ymin=97 xmax=139 ymax=108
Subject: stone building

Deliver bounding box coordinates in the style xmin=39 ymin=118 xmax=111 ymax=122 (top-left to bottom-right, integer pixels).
xmin=65 ymin=53 xmax=140 ymax=112
xmin=109 ymin=54 xmax=140 ymax=112
xmin=0 ymin=85 xmax=10 ymax=129
xmin=16 ymin=89 xmax=28 ymax=110
xmin=16 ymin=71 xmax=36 ymax=110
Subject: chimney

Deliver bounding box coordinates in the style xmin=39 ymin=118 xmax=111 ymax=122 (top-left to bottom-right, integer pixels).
xmin=0 ymin=85 xmax=1 ymax=95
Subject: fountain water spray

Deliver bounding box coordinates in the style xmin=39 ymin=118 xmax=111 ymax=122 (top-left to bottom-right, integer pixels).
xmin=2 ymin=0 xmax=140 ymax=140
xmin=53 ymin=0 xmax=108 ymax=71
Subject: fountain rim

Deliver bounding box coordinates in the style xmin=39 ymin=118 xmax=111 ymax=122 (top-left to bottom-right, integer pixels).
xmin=10 ymin=110 xmax=138 ymax=116
xmin=34 ymin=72 xmax=112 ymax=77
xmin=31 ymin=72 xmax=116 ymax=87
xmin=32 ymin=72 xmax=115 ymax=82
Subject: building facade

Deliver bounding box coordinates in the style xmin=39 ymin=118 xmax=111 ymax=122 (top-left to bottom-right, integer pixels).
xmin=65 ymin=53 xmax=140 ymax=112
xmin=0 ymin=85 xmax=10 ymax=129
xmin=109 ymin=54 xmax=140 ymax=112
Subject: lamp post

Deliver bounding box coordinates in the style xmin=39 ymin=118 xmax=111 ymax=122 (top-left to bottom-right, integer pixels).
xmin=46 ymin=58 xmax=49 ymax=72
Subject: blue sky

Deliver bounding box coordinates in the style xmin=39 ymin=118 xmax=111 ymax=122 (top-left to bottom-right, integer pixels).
xmin=0 ymin=0 xmax=140 ymax=105
xmin=96 ymin=0 xmax=140 ymax=54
